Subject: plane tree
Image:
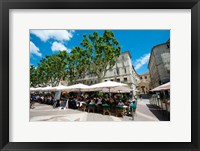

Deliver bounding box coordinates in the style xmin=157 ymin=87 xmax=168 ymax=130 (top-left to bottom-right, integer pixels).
xmin=75 ymin=30 xmax=121 ymax=82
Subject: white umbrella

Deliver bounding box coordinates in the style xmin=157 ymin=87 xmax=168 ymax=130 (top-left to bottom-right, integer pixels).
xmin=30 ymin=87 xmax=42 ymax=92
xmin=102 ymin=86 xmax=132 ymax=93
xmin=159 ymin=82 xmax=170 ymax=90
xmin=150 ymin=82 xmax=170 ymax=92
xmin=102 ymin=89 xmax=131 ymax=93
xmin=88 ymin=81 xmax=130 ymax=92
xmin=57 ymin=83 xmax=90 ymax=92
xmin=54 ymin=85 xmax=68 ymax=91
xmin=30 ymin=87 xmax=35 ymax=92
xmin=41 ymin=86 xmax=56 ymax=91
xmin=150 ymin=87 xmax=160 ymax=92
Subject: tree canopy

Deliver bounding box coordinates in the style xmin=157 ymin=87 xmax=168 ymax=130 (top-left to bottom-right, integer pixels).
xmin=75 ymin=30 xmax=121 ymax=82
xmin=30 ymin=51 xmax=68 ymax=87
xmin=30 ymin=30 xmax=121 ymax=87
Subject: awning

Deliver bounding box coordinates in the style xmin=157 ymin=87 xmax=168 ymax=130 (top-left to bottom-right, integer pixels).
xmin=150 ymin=82 xmax=170 ymax=92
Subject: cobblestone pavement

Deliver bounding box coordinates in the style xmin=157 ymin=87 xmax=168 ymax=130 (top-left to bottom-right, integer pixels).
xmin=30 ymin=99 xmax=169 ymax=122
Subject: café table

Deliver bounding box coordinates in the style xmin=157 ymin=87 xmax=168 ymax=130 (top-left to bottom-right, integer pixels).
xmin=116 ymin=105 xmax=124 ymax=118
xmin=102 ymin=104 xmax=111 ymax=115
xmin=123 ymin=105 xmax=128 ymax=115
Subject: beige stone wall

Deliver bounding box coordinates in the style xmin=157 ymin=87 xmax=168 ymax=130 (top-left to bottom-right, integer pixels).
xmin=148 ymin=40 xmax=170 ymax=89
xmin=136 ymin=73 xmax=150 ymax=94
xmin=76 ymin=51 xmax=138 ymax=94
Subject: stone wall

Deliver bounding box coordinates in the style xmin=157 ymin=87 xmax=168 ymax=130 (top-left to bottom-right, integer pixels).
xmin=148 ymin=40 xmax=170 ymax=88
xmin=76 ymin=51 xmax=138 ymax=94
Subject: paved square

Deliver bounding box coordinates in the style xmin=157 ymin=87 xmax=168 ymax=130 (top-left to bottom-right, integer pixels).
xmin=30 ymin=99 xmax=169 ymax=122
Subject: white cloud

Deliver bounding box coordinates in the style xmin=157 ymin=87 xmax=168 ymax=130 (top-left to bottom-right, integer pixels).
xmin=51 ymin=42 xmax=71 ymax=53
xmin=134 ymin=53 xmax=150 ymax=70
xmin=30 ymin=41 xmax=42 ymax=57
xmin=30 ymin=30 xmax=74 ymax=42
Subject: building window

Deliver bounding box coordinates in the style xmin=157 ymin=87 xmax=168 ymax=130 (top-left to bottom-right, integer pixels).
xmin=111 ymin=79 xmax=114 ymax=81
xmin=117 ymin=78 xmax=120 ymax=82
xmin=124 ymin=68 xmax=126 ymax=74
xmin=124 ymin=77 xmax=127 ymax=82
xmin=105 ymin=80 xmax=107 ymax=82
xmin=145 ymin=76 xmax=147 ymax=79
xmin=140 ymin=77 xmax=142 ymax=80
xmin=116 ymin=68 xmax=119 ymax=75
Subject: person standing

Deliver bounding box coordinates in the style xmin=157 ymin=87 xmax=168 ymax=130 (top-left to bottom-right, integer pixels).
xmin=139 ymin=94 xmax=142 ymax=101
xmin=129 ymin=98 xmax=137 ymax=120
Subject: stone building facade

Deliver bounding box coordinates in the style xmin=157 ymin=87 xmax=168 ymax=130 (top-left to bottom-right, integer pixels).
xmin=136 ymin=72 xmax=150 ymax=94
xmin=148 ymin=39 xmax=170 ymax=89
xmin=76 ymin=51 xmax=138 ymax=95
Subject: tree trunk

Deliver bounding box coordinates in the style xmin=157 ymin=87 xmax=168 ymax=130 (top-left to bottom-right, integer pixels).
xmin=97 ymin=76 xmax=102 ymax=83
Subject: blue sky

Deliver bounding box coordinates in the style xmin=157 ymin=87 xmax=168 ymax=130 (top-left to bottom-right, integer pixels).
xmin=30 ymin=30 xmax=170 ymax=74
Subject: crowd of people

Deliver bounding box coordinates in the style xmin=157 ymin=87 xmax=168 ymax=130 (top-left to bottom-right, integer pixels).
xmin=30 ymin=93 xmax=55 ymax=107
xmin=30 ymin=92 xmax=137 ymax=116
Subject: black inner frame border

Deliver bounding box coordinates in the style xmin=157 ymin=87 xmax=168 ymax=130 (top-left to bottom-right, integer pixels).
xmin=0 ymin=0 xmax=199 ymax=151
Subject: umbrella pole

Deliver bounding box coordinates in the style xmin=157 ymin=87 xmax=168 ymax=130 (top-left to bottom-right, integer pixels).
xmin=109 ymin=88 xmax=111 ymax=102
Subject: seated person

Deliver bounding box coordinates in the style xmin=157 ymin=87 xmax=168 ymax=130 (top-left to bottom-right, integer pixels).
xmin=105 ymin=99 xmax=110 ymax=105
xmin=89 ymin=99 xmax=95 ymax=105
xmin=117 ymin=100 xmax=125 ymax=106
xmin=96 ymin=98 xmax=102 ymax=105
xmin=71 ymin=98 xmax=77 ymax=109
xmin=31 ymin=95 xmax=36 ymax=101
xmin=80 ymin=101 xmax=86 ymax=107
xmin=56 ymin=100 xmax=60 ymax=107
xmin=125 ymin=100 xmax=130 ymax=106
xmin=68 ymin=99 xmax=72 ymax=108
xmin=60 ymin=100 xmax=67 ymax=108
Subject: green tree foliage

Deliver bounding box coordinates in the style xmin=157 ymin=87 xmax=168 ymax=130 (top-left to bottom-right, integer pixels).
xmin=30 ymin=30 xmax=121 ymax=87
xmin=30 ymin=51 xmax=68 ymax=87
xmin=79 ymin=30 xmax=121 ymax=82
xmin=30 ymin=65 xmax=39 ymax=87
xmin=67 ymin=47 xmax=91 ymax=84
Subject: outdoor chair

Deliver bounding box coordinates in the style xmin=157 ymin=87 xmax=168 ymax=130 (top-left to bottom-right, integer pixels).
xmin=116 ymin=106 xmax=124 ymax=118
xmin=166 ymin=100 xmax=170 ymax=120
xmin=88 ymin=104 xmax=95 ymax=113
xmin=110 ymin=103 xmax=116 ymax=113
xmin=123 ymin=106 xmax=129 ymax=116
xmin=81 ymin=103 xmax=87 ymax=112
xmin=60 ymin=101 xmax=67 ymax=109
xmin=161 ymin=100 xmax=167 ymax=115
xmin=77 ymin=102 xmax=81 ymax=111
xmin=156 ymin=99 xmax=162 ymax=111
xmin=166 ymin=101 xmax=170 ymax=113
xmin=96 ymin=104 xmax=103 ymax=113
xmin=71 ymin=100 xmax=77 ymax=109
xmin=30 ymin=101 xmax=35 ymax=109
xmin=53 ymin=102 xmax=57 ymax=109
xmin=102 ymin=104 xmax=111 ymax=115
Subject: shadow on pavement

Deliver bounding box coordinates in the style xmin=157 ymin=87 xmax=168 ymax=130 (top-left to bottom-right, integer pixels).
xmin=146 ymin=104 xmax=170 ymax=121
